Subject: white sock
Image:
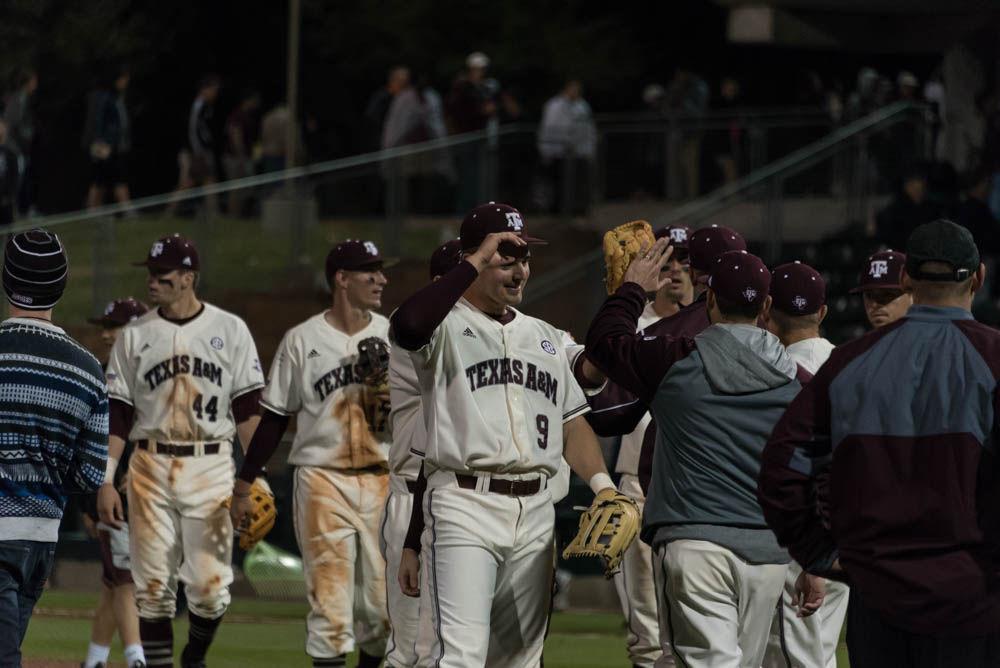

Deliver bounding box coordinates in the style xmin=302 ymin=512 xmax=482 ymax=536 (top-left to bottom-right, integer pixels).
xmin=124 ymin=643 xmax=147 ymax=666
xmin=85 ymin=642 xmax=111 ymax=668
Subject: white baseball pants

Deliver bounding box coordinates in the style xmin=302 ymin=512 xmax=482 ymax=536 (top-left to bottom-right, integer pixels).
xmin=613 ymin=474 xmax=670 ymax=667
xmin=293 ymin=466 xmax=390 ymax=659
xmin=418 ymin=471 xmax=554 ymax=668
xmin=762 ymin=562 xmax=849 ymax=668
xmin=380 ymin=475 xmax=424 ymax=667
xmin=127 ymin=445 xmax=234 ymax=620
xmin=652 ymin=539 xmax=786 ymax=668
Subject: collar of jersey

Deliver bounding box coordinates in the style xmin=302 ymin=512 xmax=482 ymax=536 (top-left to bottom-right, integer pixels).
xmin=458 ymin=298 xmax=520 ymax=327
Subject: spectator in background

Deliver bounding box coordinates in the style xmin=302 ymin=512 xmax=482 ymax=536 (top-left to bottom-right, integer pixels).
xmin=259 ymin=104 xmax=303 ymax=174
xmin=3 ymin=69 xmax=38 ymax=216
xmin=665 ymin=66 xmax=709 ymax=198
xmin=446 ymin=51 xmax=497 ymax=212
xmin=537 ymin=79 xmax=596 ymax=214
xmin=364 ymin=66 xmax=409 ymax=152
xmin=84 ymin=67 xmax=132 ymax=210
xmin=168 ymin=75 xmax=221 ymax=215
xmin=847 ymin=67 xmax=880 ymax=120
xmin=222 ymin=89 xmax=261 ymax=216
xmin=876 ymin=166 xmax=942 ymax=251
xmin=707 ymin=76 xmax=743 ymax=186
xmin=897 ymin=71 xmax=920 ymax=102
xmin=0 ymin=120 xmax=17 ymax=227
xmin=956 ymin=169 xmax=999 ymax=270
xmin=381 ymin=74 xmax=453 ymax=212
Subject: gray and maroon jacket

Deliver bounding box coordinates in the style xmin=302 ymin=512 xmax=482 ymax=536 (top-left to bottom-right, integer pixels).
xmin=588 ymin=283 xmax=807 ymax=562
xmin=758 ymin=304 xmax=1000 ymax=636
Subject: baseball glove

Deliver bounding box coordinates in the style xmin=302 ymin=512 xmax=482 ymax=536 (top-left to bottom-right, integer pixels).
xmin=603 ymin=220 xmax=656 ymax=294
xmin=238 ymin=478 xmax=276 ymax=551
xmin=562 ymin=487 xmax=640 ymax=578
xmin=356 ymin=336 xmax=390 ymax=432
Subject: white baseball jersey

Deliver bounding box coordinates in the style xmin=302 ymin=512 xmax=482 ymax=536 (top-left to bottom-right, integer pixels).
xmin=615 ymin=302 xmax=666 ymax=476
xmin=785 ymin=336 xmax=835 ymax=375
xmin=408 ymin=299 xmax=589 ymax=478
xmin=106 ymin=303 xmax=265 ymax=443
xmin=262 ymin=311 xmax=391 ymax=470
xmin=387 ymin=343 xmax=422 ymax=480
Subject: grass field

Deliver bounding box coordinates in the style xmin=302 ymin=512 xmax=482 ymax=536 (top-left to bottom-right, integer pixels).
xmin=23 ymin=591 xmax=635 ymax=667
xmin=23 ymin=590 xmax=851 ymax=667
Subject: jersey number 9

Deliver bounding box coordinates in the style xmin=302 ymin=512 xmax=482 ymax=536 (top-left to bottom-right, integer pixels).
xmin=536 ymin=414 xmax=549 ymax=450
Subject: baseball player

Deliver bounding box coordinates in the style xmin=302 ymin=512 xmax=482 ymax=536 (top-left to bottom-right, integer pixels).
xmin=232 ymin=239 xmax=392 ymax=668
xmin=380 ymin=239 xmax=462 ymax=668
xmin=97 ymin=234 xmax=265 ymax=668
xmin=82 ymin=298 xmax=148 ymax=668
xmin=587 ymin=242 xmax=816 ymax=668
xmin=391 ymin=202 xmax=616 ymax=668
xmin=853 ymin=249 xmax=912 ymax=329
xmin=761 ymin=263 xmax=848 ymax=668
xmin=607 ymin=224 xmax=694 ymax=668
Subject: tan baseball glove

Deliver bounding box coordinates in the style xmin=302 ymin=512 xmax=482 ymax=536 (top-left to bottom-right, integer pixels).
xmin=238 ymin=478 xmax=276 ymax=551
xmin=562 ymin=487 xmax=640 ymax=578
xmin=603 ymin=220 xmax=656 ymax=294
xmin=357 ymin=336 xmax=390 ymax=432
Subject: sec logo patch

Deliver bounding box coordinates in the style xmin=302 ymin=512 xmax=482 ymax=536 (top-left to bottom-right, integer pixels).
xmin=541 ymin=340 xmax=556 ymax=355
xmin=210 ymin=336 xmax=224 ymax=350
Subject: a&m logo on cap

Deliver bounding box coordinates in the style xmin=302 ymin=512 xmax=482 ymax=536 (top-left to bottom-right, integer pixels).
xmin=870 ymin=260 xmax=888 ymax=278
xmin=793 ymin=296 xmax=808 ymax=310
xmin=364 ymin=241 xmax=378 ymax=256
xmin=505 ymin=212 xmax=524 ymax=231
xmin=104 ymin=301 xmax=115 ymax=316
xmin=669 ymin=228 xmax=688 ymax=244
xmin=742 ymin=287 xmax=758 ymax=302
xmin=150 ymin=241 xmax=164 ymax=257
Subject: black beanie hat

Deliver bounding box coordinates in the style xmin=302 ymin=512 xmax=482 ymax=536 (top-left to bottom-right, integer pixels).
xmin=3 ymin=229 xmax=68 ymax=311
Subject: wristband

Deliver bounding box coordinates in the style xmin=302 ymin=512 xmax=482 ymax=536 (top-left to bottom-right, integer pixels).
xmin=104 ymin=456 xmax=119 ymax=485
xmin=588 ymin=472 xmax=614 ymax=495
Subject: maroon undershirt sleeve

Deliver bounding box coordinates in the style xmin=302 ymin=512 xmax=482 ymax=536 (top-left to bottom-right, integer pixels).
xmin=403 ymin=465 xmax=427 ymax=552
xmin=109 ymin=399 xmax=135 ymax=442
xmin=238 ymin=408 xmax=290 ymax=483
xmin=391 ymin=261 xmax=479 ymax=351
xmin=231 ymin=389 xmax=262 ymax=423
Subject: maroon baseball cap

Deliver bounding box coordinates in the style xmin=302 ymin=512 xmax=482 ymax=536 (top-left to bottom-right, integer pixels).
xmin=429 ymin=239 xmax=462 ymax=279
xmin=689 ymin=225 xmax=746 ymax=273
xmin=87 ymin=297 xmax=149 ymax=327
xmin=133 ymin=234 xmax=200 ymax=272
xmin=770 ymin=261 xmax=826 ymax=315
xmin=459 ymin=202 xmax=546 ymax=253
xmin=325 ymin=240 xmax=396 ymax=280
xmin=655 ymin=225 xmax=692 ymax=248
xmin=851 ymin=250 xmax=906 ymax=293
xmin=707 ymin=250 xmax=770 ymax=307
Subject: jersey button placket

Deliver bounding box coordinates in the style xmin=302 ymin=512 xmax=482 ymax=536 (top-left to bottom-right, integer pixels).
xmin=502 ymin=329 xmax=528 ymax=460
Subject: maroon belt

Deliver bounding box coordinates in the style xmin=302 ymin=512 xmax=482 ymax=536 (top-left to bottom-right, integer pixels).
xmin=455 ymin=474 xmax=541 ymax=496
xmin=139 ymin=441 xmax=221 ymax=457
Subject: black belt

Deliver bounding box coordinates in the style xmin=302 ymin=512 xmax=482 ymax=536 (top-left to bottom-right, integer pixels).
xmin=455 ymin=474 xmax=542 ymax=496
xmin=139 ymin=441 xmax=221 ymax=457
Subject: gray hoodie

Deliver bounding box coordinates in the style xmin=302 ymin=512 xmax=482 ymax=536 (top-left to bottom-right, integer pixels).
xmin=644 ymin=324 xmax=803 ymax=563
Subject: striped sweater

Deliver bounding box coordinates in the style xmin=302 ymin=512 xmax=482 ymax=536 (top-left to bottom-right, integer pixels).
xmin=0 ymin=318 xmax=108 ymax=542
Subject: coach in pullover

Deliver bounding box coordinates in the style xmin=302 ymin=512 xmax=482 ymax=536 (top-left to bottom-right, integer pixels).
xmin=587 ymin=241 xmax=812 ymax=668
xmin=0 ymin=230 xmax=108 ymax=665
xmin=759 ymin=220 xmax=1000 ymax=668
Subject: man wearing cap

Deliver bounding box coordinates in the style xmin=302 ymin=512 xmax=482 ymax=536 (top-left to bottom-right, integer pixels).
xmin=854 ymin=249 xmax=912 ymax=329
xmin=759 ymin=219 xmax=1000 ymax=667
xmin=234 ymin=239 xmax=392 ymax=668
xmin=587 ymin=241 xmax=813 ymax=668
xmin=97 ymin=233 xmax=266 ymax=668
xmin=391 ymin=202 xmax=615 ymax=667
xmin=0 ymin=229 xmax=108 ymax=666
xmin=81 ymin=298 xmax=148 ymax=668
xmin=760 ymin=263 xmax=848 ymax=668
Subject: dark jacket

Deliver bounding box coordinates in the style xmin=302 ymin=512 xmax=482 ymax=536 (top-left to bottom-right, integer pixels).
xmin=588 ymin=283 xmax=807 ymax=563
xmin=759 ymin=305 xmax=1000 ymax=635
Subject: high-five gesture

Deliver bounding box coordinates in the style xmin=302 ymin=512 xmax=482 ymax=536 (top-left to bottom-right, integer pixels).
xmin=622 ymin=237 xmax=674 ymax=293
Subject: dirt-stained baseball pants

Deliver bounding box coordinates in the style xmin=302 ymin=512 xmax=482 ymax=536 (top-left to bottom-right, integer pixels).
xmin=380 ymin=474 xmax=424 ymax=667
xmin=418 ymin=471 xmax=555 ymax=668
xmin=653 ymin=539 xmax=786 ymax=668
xmin=294 ymin=465 xmax=390 ymax=659
xmin=613 ymin=474 xmax=670 ymax=668
xmin=127 ymin=444 xmax=234 ymax=620
xmin=762 ymin=562 xmax=849 ymax=668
